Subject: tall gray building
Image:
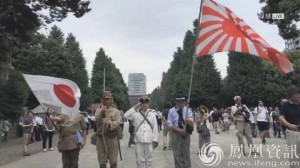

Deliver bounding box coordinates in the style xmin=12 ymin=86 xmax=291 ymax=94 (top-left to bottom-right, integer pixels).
xmin=128 ymin=73 xmax=147 ymax=95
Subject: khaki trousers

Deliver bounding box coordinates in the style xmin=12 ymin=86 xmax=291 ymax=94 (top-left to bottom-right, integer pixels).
xmin=163 ymin=125 xmax=171 ymax=147
xmin=23 ymin=133 xmax=31 ymax=154
xmin=96 ymin=135 xmax=118 ymax=166
xmin=236 ymin=120 xmax=253 ymax=148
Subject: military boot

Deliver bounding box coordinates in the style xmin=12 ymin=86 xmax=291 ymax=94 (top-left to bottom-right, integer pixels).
xmin=100 ymin=164 xmax=107 ymax=168
xmin=110 ymin=164 xmax=117 ymax=168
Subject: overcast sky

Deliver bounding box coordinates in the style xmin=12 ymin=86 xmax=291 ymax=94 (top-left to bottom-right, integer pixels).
xmin=43 ymin=0 xmax=286 ymax=94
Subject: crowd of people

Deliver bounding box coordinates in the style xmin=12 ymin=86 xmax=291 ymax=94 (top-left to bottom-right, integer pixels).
xmin=2 ymin=86 xmax=300 ymax=168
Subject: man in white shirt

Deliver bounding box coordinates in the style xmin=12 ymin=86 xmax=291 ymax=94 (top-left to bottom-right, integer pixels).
xmin=124 ymin=96 xmax=159 ymax=168
xmin=156 ymin=110 xmax=162 ymax=132
xmin=231 ymin=96 xmax=256 ymax=155
xmin=222 ymin=109 xmax=231 ymax=132
xmin=249 ymin=107 xmax=257 ymax=138
xmin=35 ymin=115 xmax=43 ymax=141
xmin=254 ymin=101 xmax=269 ymax=144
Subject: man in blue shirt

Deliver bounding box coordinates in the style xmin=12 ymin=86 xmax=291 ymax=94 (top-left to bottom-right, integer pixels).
xmin=167 ymin=95 xmax=194 ymax=168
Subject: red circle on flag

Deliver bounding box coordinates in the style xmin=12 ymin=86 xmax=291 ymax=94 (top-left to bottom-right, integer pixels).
xmin=53 ymin=84 xmax=76 ymax=108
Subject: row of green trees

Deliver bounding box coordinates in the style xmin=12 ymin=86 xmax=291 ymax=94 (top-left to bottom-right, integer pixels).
xmin=150 ymin=20 xmax=300 ymax=110
xmin=0 ymin=0 xmax=91 ymax=120
xmin=0 ymin=26 xmax=130 ymax=120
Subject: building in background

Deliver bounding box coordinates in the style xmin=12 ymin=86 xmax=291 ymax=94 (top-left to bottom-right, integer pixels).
xmin=128 ymin=73 xmax=147 ymax=105
xmin=285 ymin=32 xmax=300 ymax=51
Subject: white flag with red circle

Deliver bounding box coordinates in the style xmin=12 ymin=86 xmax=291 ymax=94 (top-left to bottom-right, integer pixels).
xmin=196 ymin=0 xmax=293 ymax=74
xmin=23 ymin=74 xmax=81 ymax=119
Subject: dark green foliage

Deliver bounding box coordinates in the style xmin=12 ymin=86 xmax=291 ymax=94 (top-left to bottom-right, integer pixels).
xmin=0 ymin=70 xmax=28 ymax=120
xmin=190 ymin=56 xmax=222 ymax=108
xmin=12 ymin=26 xmax=92 ymax=111
xmin=262 ymin=62 xmax=292 ymax=106
xmin=64 ymin=33 xmax=91 ymax=110
xmin=0 ymin=0 xmax=91 ymax=42
xmin=259 ymin=0 xmax=300 ymax=39
xmin=150 ymin=87 xmax=162 ymax=110
xmin=226 ymin=52 xmax=265 ymax=106
xmin=90 ymin=48 xmax=130 ymax=111
xmin=156 ymin=20 xmax=222 ymax=108
xmin=0 ymin=0 xmax=90 ymax=119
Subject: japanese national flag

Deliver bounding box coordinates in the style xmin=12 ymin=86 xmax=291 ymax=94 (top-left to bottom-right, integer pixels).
xmin=23 ymin=74 xmax=81 ymax=119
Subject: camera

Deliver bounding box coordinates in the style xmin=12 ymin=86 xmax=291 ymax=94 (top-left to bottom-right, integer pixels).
xmin=241 ymin=106 xmax=250 ymax=122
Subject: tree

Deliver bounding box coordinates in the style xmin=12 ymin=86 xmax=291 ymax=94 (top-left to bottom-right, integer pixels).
xmin=91 ymin=48 xmax=130 ymax=111
xmin=190 ymin=56 xmax=222 ymax=108
xmin=158 ymin=19 xmax=222 ymax=108
xmin=0 ymin=0 xmax=91 ymax=84
xmin=226 ymin=52 xmax=265 ymax=106
xmin=12 ymin=26 xmax=90 ymax=111
xmin=0 ymin=70 xmax=28 ymax=120
xmin=39 ymin=26 xmax=73 ymax=78
xmin=286 ymin=50 xmax=300 ymax=85
xmin=259 ymin=0 xmax=300 ymax=39
xmin=262 ymin=61 xmax=292 ymax=106
xmin=150 ymin=87 xmax=162 ymax=110
xmin=65 ymin=33 xmax=91 ymax=110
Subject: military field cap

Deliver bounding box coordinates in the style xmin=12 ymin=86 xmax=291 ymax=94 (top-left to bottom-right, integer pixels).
xmin=176 ymin=94 xmax=187 ymax=101
xmin=103 ymin=91 xmax=113 ymax=99
xmin=139 ymin=96 xmax=150 ymax=103
xmin=287 ymin=86 xmax=300 ymax=96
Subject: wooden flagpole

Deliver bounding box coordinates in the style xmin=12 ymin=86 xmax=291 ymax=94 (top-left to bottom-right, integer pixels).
xmin=188 ymin=0 xmax=205 ymax=103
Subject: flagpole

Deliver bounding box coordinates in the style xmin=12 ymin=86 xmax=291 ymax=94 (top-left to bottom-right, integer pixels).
xmin=103 ymin=68 xmax=105 ymax=92
xmin=188 ymin=0 xmax=205 ymax=103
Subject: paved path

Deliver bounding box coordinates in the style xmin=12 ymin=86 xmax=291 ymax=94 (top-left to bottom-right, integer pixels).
xmin=1 ymin=122 xmax=291 ymax=168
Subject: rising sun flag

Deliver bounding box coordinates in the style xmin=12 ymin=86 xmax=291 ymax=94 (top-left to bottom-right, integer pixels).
xmin=196 ymin=0 xmax=294 ymax=74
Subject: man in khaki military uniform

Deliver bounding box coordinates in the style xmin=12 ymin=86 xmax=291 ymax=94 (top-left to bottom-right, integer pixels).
xmin=95 ymin=91 xmax=122 ymax=168
xmin=51 ymin=112 xmax=87 ymax=168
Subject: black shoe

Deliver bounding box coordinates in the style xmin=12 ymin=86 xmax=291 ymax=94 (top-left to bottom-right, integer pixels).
xmin=23 ymin=153 xmax=31 ymax=156
xmin=163 ymin=146 xmax=167 ymax=150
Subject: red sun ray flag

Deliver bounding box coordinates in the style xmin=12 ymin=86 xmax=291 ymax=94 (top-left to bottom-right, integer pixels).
xmin=196 ymin=0 xmax=294 ymax=74
xmin=23 ymin=74 xmax=81 ymax=120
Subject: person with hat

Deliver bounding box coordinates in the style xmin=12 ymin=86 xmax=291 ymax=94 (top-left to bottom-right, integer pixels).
xmin=95 ymin=91 xmax=122 ymax=168
xmin=50 ymin=112 xmax=87 ymax=168
xmin=167 ymin=95 xmax=194 ymax=168
xmin=124 ymin=96 xmax=159 ymax=168
xmin=279 ymin=86 xmax=300 ymax=168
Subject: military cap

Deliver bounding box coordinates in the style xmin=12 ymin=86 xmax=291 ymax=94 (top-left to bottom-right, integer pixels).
xmin=103 ymin=91 xmax=113 ymax=99
xmin=176 ymin=94 xmax=187 ymax=101
xmin=139 ymin=96 xmax=150 ymax=103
